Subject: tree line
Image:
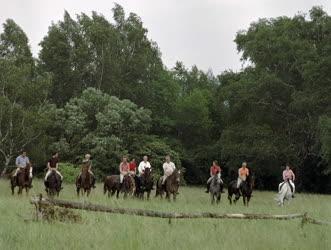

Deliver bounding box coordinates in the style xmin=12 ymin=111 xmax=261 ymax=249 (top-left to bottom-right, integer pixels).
xmin=0 ymin=4 xmax=330 ymax=193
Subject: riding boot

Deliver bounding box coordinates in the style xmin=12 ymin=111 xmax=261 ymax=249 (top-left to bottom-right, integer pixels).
xmin=205 ymin=182 xmax=210 ymax=193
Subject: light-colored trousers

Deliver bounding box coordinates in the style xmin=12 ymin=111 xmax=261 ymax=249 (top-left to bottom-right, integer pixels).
xmin=120 ymin=173 xmax=127 ymax=183
xmin=237 ymin=176 xmax=247 ymax=188
xmin=207 ymin=173 xmax=222 ymax=184
xmin=45 ymin=169 xmax=63 ymax=180
xmin=14 ymin=167 xmax=33 ymax=177
xmin=279 ymin=180 xmax=295 ymax=193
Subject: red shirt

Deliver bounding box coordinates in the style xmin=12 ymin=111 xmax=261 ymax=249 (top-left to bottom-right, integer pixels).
xmin=210 ymin=165 xmax=221 ymax=175
xmin=129 ymin=162 xmax=137 ymax=171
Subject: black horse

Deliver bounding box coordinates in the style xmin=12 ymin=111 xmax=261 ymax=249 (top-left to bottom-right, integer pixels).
xmin=45 ymin=170 xmax=62 ymax=197
xmin=228 ymin=174 xmax=254 ymax=206
xmin=135 ymin=168 xmax=153 ymax=200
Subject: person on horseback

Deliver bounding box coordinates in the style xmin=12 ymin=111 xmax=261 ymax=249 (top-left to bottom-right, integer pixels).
xmin=78 ymin=154 xmax=96 ymax=188
xmin=205 ymin=160 xmax=223 ymax=193
xmin=119 ymin=156 xmax=130 ymax=185
xmin=138 ymin=155 xmax=151 ymax=176
xmin=237 ymin=162 xmax=249 ymax=193
xmin=13 ymin=150 xmax=32 ymax=188
xmin=280 ymin=164 xmax=295 ymax=197
xmin=44 ymin=152 xmax=63 ymax=191
xmin=129 ymin=158 xmax=137 ymax=176
xmin=162 ymin=155 xmax=176 ymax=185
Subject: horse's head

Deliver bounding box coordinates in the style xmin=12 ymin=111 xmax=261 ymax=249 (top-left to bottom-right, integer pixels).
xmin=144 ymin=168 xmax=151 ymax=177
xmin=175 ymin=170 xmax=181 ymax=183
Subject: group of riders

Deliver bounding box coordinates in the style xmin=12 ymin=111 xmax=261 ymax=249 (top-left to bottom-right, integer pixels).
xmin=12 ymin=149 xmax=295 ymax=197
xmin=204 ymin=161 xmax=295 ymax=197
xmin=12 ymin=150 xmax=177 ymax=192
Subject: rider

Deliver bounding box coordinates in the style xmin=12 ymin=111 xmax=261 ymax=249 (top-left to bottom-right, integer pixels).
xmin=237 ymin=162 xmax=249 ymax=193
xmin=280 ymin=164 xmax=295 ymax=197
xmin=129 ymin=158 xmax=137 ymax=176
xmin=162 ymin=155 xmax=176 ymax=185
xmin=205 ymin=160 xmax=223 ymax=193
xmin=13 ymin=150 xmax=32 ymax=188
xmin=44 ymin=152 xmax=63 ymax=190
xmin=119 ymin=156 xmax=130 ymax=185
xmin=138 ymin=155 xmax=151 ymax=176
xmin=78 ymin=154 xmax=96 ymax=188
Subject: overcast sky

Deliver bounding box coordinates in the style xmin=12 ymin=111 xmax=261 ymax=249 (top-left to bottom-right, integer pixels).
xmin=1 ymin=0 xmax=330 ymax=74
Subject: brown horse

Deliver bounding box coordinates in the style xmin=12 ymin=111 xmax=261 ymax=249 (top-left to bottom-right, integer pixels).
xmin=76 ymin=164 xmax=93 ymax=197
xmin=104 ymin=174 xmax=135 ymax=199
xmin=156 ymin=170 xmax=180 ymax=201
xmin=134 ymin=168 xmax=153 ymax=200
xmin=11 ymin=164 xmax=32 ymax=195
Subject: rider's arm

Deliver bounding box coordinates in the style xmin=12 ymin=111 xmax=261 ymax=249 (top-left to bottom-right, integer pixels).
xmin=47 ymin=161 xmax=51 ymax=169
xmin=15 ymin=157 xmax=20 ymax=168
xmin=282 ymin=171 xmax=286 ymax=181
xmin=291 ymin=170 xmax=295 ymax=181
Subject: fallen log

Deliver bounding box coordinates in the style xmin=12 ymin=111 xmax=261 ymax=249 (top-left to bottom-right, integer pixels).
xmin=30 ymin=195 xmax=305 ymax=221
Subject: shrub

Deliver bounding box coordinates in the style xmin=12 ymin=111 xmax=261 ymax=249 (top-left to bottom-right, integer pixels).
xmin=59 ymin=162 xmax=79 ymax=183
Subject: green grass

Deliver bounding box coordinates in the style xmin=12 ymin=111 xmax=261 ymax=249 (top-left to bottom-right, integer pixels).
xmin=0 ymin=180 xmax=330 ymax=250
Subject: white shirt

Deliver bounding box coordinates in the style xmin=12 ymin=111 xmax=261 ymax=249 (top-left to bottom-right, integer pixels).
xmin=163 ymin=161 xmax=176 ymax=176
xmin=138 ymin=161 xmax=151 ymax=175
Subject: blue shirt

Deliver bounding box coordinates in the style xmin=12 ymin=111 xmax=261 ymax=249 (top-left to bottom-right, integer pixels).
xmin=15 ymin=155 xmax=30 ymax=168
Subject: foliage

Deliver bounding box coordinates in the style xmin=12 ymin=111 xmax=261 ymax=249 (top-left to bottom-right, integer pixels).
xmin=58 ymin=162 xmax=79 ymax=183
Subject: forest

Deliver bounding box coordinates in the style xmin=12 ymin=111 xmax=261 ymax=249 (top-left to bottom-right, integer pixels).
xmin=0 ymin=4 xmax=330 ymax=193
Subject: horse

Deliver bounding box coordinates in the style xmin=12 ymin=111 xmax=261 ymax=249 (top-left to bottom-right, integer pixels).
xmin=276 ymin=181 xmax=293 ymax=206
xmin=155 ymin=170 xmax=180 ymax=201
xmin=46 ymin=169 xmax=62 ymax=197
xmin=104 ymin=174 xmax=135 ymax=199
xmin=241 ymin=174 xmax=254 ymax=206
xmin=76 ymin=164 xmax=93 ymax=197
xmin=11 ymin=163 xmax=32 ymax=195
xmin=209 ymin=174 xmax=222 ymax=204
xmin=228 ymin=174 xmax=254 ymax=206
xmin=135 ymin=168 xmax=154 ymax=200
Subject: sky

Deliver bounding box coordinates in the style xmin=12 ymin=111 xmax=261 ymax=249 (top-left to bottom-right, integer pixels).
xmin=1 ymin=0 xmax=331 ymax=74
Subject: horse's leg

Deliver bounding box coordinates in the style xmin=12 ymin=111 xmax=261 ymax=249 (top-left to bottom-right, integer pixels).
xmin=217 ymin=193 xmax=221 ymax=204
xmin=116 ymin=189 xmax=120 ymax=199
xmin=243 ymin=196 xmax=246 ymax=206
xmin=11 ymin=182 xmax=15 ymax=195
xmin=76 ymin=186 xmax=80 ymax=197
xmin=147 ymin=191 xmax=151 ymax=200
xmin=173 ymin=192 xmax=176 ymax=202
xmin=18 ymin=186 xmax=22 ymax=195
xmin=228 ymin=192 xmax=232 ymax=205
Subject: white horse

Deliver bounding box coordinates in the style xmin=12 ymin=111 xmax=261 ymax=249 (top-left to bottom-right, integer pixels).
xmin=276 ymin=181 xmax=294 ymax=206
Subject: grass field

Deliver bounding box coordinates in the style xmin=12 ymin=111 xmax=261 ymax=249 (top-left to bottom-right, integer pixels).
xmin=0 ymin=180 xmax=330 ymax=250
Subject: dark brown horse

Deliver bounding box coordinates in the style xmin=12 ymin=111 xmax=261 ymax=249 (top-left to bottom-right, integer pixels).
xmin=11 ymin=164 xmax=32 ymax=195
xmin=135 ymin=168 xmax=153 ymax=200
xmin=104 ymin=174 xmax=135 ymax=199
xmin=46 ymin=169 xmax=62 ymax=197
xmin=76 ymin=164 xmax=93 ymax=197
xmin=156 ymin=170 xmax=180 ymax=201
xmin=228 ymin=174 xmax=254 ymax=206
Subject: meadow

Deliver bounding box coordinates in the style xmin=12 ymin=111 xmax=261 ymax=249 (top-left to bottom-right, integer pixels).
xmin=0 ymin=180 xmax=330 ymax=250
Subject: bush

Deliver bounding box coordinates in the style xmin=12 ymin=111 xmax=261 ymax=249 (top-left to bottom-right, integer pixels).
xmin=59 ymin=162 xmax=79 ymax=183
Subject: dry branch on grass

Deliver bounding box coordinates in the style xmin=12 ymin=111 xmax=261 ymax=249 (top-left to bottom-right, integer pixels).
xmin=30 ymin=195 xmax=326 ymax=225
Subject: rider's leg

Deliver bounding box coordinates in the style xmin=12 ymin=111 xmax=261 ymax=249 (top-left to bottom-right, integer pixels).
xmin=162 ymin=175 xmax=167 ymax=185
xmin=289 ymin=180 xmax=295 ymax=197
xmin=206 ymin=177 xmax=212 ymax=193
